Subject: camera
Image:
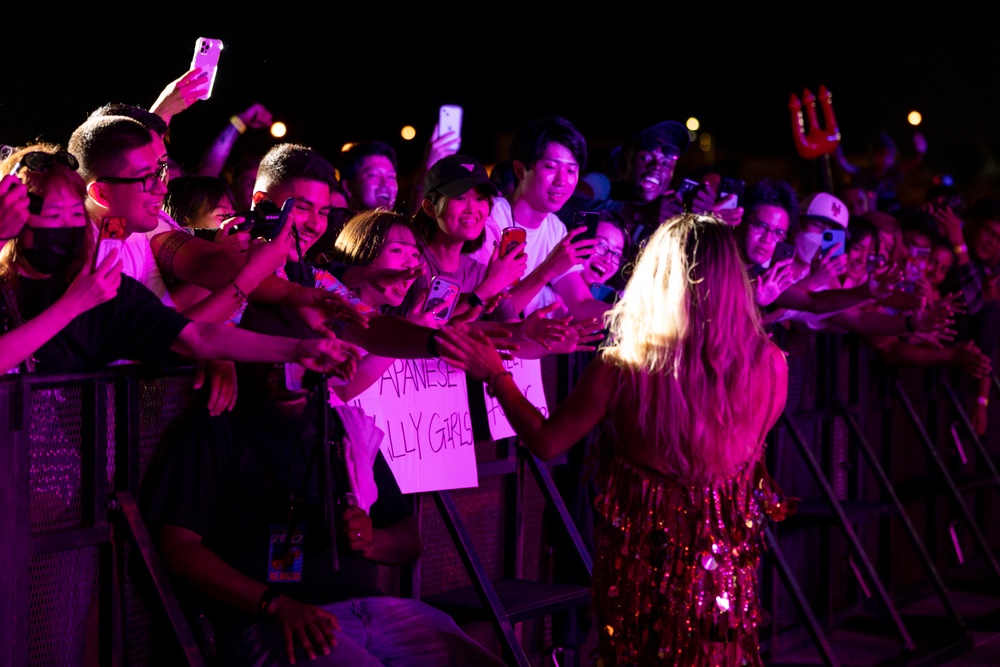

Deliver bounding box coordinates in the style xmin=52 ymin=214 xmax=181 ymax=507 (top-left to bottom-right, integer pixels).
xmin=229 ymin=198 xmax=294 ymax=240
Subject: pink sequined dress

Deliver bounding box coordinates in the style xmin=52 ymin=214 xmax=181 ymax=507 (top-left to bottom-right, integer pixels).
xmin=590 ymin=440 xmax=769 ymax=666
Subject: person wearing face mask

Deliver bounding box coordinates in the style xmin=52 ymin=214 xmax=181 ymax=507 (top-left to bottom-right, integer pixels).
xmin=0 ymin=148 xmax=122 ymax=372
xmin=0 ymin=145 xmax=363 ymax=376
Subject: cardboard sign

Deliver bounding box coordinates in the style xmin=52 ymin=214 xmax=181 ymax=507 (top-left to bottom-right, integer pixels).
xmin=351 ymin=357 xmax=478 ymax=494
xmin=482 ymin=357 xmax=550 ymax=441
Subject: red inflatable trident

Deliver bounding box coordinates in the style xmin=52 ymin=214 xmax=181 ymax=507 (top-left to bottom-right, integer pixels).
xmin=789 ymin=85 xmax=841 ymax=192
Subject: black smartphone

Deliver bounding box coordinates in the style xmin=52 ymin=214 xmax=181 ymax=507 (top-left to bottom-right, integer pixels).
xmin=718 ymin=176 xmax=745 ymax=208
xmin=772 ymin=242 xmax=795 ymax=264
xmin=572 ymin=211 xmax=599 ymax=241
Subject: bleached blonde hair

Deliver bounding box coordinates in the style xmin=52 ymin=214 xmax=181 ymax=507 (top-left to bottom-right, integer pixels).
xmin=602 ymin=214 xmax=770 ymax=482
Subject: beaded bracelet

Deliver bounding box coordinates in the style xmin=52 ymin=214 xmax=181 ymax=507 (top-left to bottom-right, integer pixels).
xmin=486 ymin=370 xmax=513 ymax=397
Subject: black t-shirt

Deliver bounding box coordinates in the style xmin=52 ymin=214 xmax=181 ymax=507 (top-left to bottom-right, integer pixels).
xmin=11 ymin=274 xmax=190 ymax=372
xmin=143 ymin=402 xmax=412 ymax=630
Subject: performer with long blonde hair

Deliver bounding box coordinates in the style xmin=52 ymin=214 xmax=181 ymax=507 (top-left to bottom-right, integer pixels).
xmin=439 ymin=213 xmax=789 ymax=666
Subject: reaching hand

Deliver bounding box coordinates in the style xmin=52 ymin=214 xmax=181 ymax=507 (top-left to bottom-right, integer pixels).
xmin=295 ymin=288 xmax=370 ymax=336
xmin=539 ymin=227 xmax=597 ymax=278
xmin=60 ymin=248 xmax=122 ymax=317
xmin=951 ymin=340 xmax=992 ymax=378
xmin=932 ymin=205 xmax=965 ymax=247
xmin=712 ymin=194 xmax=744 ymax=226
xmin=405 ymin=289 xmax=448 ymax=329
xmin=755 ymin=258 xmax=796 ymax=307
xmin=149 ymin=68 xmax=211 ymax=124
xmin=237 ymin=103 xmax=273 ymax=130
xmin=193 ymin=359 xmax=238 ymax=416
xmin=482 ymin=241 xmax=527 ymax=296
xmin=435 ymin=324 xmax=507 ymax=382
xmin=266 ymin=595 xmax=339 ymax=665
xmin=425 ymin=124 xmax=462 ymax=171
xmin=911 ymin=299 xmax=956 ymax=334
xmin=803 ymin=244 xmax=847 ymax=289
xmin=292 ymin=338 xmax=362 ymax=381
xmin=0 ymin=175 xmax=29 ymax=240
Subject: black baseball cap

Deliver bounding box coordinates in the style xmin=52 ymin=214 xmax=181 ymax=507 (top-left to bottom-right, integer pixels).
xmin=424 ymin=154 xmax=499 ymax=198
xmin=629 ymin=120 xmax=690 ymax=159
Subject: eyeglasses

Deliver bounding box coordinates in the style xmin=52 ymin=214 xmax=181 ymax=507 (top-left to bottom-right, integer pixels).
xmin=11 ymin=151 xmax=79 ymax=175
xmin=96 ymin=161 xmax=169 ymax=193
xmin=593 ymin=240 xmax=623 ymax=263
xmin=746 ymin=217 xmax=787 ymax=242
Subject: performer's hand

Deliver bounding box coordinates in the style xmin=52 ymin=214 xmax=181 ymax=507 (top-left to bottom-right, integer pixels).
xmin=267 ymin=595 xmax=340 ymax=665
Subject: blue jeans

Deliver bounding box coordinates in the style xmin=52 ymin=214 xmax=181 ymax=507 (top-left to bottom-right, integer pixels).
xmin=222 ymin=596 xmax=506 ymax=666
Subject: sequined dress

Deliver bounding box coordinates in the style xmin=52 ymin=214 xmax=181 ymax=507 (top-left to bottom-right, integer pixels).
xmin=591 ymin=441 xmax=769 ymax=666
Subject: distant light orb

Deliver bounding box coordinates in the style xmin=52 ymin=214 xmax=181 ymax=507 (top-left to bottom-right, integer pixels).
xmin=401 ymin=125 xmax=416 ymax=141
xmin=699 ymin=133 xmax=712 ymax=152
xmin=907 ymin=111 xmax=922 ymax=126
xmin=341 ymin=142 xmax=355 ymax=153
xmin=686 ymin=117 xmax=700 ymax=131
xmin=270 ymin=122 xmax=287 ymax=138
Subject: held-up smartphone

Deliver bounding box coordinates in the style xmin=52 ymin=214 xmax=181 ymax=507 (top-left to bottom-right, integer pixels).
xmin=438 ymin=104 xmax=463 ymax=147
xmin=190 ymin=37 xmax=224 ymax=100
xmin=717 ymin=176 xmax=746 ymax=210
xmin=500 ymin=227 xmax=526 ymax=257
xmin=772 ymin=242 xmax=795 ymax=264
xmin=820 ymin=229 xmax=846 ymax=258
xmin=424 ymin=276 xmax=462 ymax=321
xmin=94 ymin=217 xmax=127 ymax=270
xmin=901 ymin=245 xmax=931 ymax=292
xmin=572 ymin=211 xmax=600 ymax=241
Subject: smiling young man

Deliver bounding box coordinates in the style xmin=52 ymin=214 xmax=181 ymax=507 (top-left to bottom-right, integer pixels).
xmin=476 ymin=116 xmax=608 ymax=321
xmin=339 ymin=141 xmax=399 ymax=213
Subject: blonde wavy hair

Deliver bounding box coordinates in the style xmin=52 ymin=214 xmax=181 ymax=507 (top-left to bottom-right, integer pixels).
xmin=602 ymin=214 xmax=770 ymax=482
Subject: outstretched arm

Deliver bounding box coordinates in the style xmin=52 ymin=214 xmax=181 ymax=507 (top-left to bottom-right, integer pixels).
xmin=436 ymin=326 xmax=612 ymax=460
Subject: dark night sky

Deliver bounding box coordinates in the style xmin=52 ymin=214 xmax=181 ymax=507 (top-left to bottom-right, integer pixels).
xmin=6 ymin=7 xmax=1000 ymax=195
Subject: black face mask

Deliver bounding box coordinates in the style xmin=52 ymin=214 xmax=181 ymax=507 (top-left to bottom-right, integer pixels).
xmin=21 ymin=226 xmax=87 ymax=275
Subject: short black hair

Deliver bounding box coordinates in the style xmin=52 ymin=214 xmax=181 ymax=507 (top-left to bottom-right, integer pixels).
xmin=509 ymin=116 xmax=587 ymax=173
xmin=67 ymin=115 xmax=153 ymax=182
xmin=89 ymin=103 xmax=169 ymax=138
xmin=743 ymin=178 xmax=800 ymax=235
xmin=163 ymin=176 xmax=236 ymax=227
xmin=339 ymin=141 xmax=397 ymax=182
xmin=256 ymin=143 xmax=337 ymax=192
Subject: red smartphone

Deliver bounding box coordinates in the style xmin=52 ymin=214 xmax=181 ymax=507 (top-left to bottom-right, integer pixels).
xmin=500 ymin=227 xmax=526 ymax=257
xmin=499 ymin=227 xmax=526 ymax=286
xmin=94 ymin=217 xmax=127 ymax=270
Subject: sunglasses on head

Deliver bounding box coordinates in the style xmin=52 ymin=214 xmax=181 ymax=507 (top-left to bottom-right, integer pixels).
xmin=11 ymin=151 xmax=79 ymax=176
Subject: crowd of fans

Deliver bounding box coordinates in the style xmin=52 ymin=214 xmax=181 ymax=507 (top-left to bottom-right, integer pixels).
xmin=1 ymin=62 xmax=995 ymax=666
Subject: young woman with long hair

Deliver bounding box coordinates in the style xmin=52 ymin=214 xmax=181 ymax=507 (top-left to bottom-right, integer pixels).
xmin=438 ymin=213 xmax=789 ymax=666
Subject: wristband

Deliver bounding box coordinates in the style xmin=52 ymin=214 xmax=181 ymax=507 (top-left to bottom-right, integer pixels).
xmin=230 ymin=115 xmax=248 ymax=135
xmin=258 ymin=587 xmax=281 ymax=617
xmin=467 ymin=292 xmax=484 ymax=309
xmin=426 ymin=330 xmax=441 ymax=358
xmin=977 ymin=396 xmax=989 ymax=407
xmin=954 ymin=243 xmax=968 ymax=255
xmin=485 ymin=370 xmax=513 ymax=397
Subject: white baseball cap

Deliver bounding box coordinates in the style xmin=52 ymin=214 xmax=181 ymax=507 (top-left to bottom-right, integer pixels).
xmin=800 ymin=192 xmax=849 ymax=229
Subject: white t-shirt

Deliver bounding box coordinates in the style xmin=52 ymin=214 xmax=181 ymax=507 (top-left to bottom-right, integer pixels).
xmin=118 ymin=211 xmax=182 ymax=308
xmin=473 ymin=198 xmax=579 ymax=316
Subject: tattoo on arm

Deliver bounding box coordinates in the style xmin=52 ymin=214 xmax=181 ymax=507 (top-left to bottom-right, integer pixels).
xmin=155 ymin=231 xmax=195 ymax=283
